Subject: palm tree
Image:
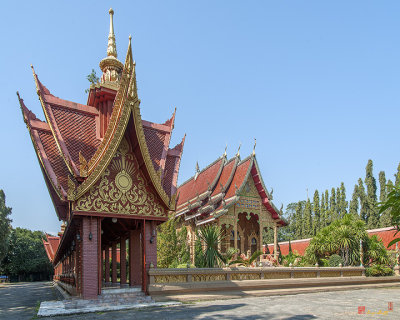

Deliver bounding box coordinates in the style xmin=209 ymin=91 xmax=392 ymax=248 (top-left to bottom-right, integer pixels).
xmin=197 ymin=225 xmax=224 ymax=268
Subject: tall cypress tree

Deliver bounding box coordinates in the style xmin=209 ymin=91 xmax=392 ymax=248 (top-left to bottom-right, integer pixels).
xmin=325 ymin=190 xmax=330 ymax=225
xmin=303 ymin=198 xmax=312 ymax=237
xmin=379 ymin=171 xmax=391 ymax=227
xmin=339 ymin=182 xmax=348 ymax=218
xmin=336 ymin=187 xmax=341 ymax=218
xmin=349 ymin=184 xmax=359 ymax=216
xmin=395 ymin=163 xmax=400 ymax=186
xmin=312 ymin=190 xmax=320 ymax=234
xmin=295 ymin=201 xmax=303 ymax=239
xmin=358 ymin=178 xmax=368 ymax=223
xmin=329 ymin=188 xmax=337 ymax=223
xmin=320 ymin=192 xmax=326 ymax=228
xmin=387 ymin=179 xmax=394 ymax=192
xmin=379 ymin=178 xmax=393 ymax=227
xmin=365 ymin=160 xmax=379 ymax=228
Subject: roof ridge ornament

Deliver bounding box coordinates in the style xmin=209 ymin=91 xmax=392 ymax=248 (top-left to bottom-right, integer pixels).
xmin=99 ymin=8 xmax=123 ymax=86
xmin=223 ymin=144 xmax=227 ymax=157
xmin=252 ymin=138 xmax=256 ymax=156
xmin=107 ymin=8 xmax=117 ymax=58
xmin=194 ymin=161 xmax=200 ymax=180
xmin=236 ymin=143 xmax=241 ymax=158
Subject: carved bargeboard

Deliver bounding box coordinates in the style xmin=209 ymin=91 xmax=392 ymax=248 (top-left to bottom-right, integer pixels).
xmin=74 ymin=137 xmax=166 ymax=217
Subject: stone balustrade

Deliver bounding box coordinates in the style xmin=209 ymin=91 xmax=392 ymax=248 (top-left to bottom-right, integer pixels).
xmin=148 ymin=266 xmax=367 ymax=294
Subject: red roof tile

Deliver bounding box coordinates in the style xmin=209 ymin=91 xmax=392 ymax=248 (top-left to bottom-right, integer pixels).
xmin=143 ymin=126 xmax=168 ymax=172
xmin=37 ymin=130 xmax=70 ymax=192
xmin=224 ymin=157 xmax=252 ymax=199
xmin=43 ymin=235 xmax=60 ymax=262
xmin=177 ymin=157 xmax=224 ymax=207
xmin=211 ymin=157 xmax=237 ymax=197
xmin=50 ymin=104 xmax=100 ymax=164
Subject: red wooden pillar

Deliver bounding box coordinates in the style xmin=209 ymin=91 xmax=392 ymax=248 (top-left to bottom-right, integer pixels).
xmin=120 ymin=238 xmax=127 ymax=285
xmin=143 ymin=220 xmax=158 ymax=294
xmin=112 ymin=242 xmax=117 ymax=284
xmin=141 ymin=221 xmax=146 ymax=292
xmin=129 ymin=229 xmax=141 ymax=286
xmin=104 ymin=245 xmax=110 ymax=283
xmin=81 ymin=216 xmax=99 ymax=299
xmin=97 ymin=218 xmax=102 ymax=295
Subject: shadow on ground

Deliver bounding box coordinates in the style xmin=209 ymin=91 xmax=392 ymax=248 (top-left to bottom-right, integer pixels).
xmin=48 ymin=303 xmax=317 ymax=320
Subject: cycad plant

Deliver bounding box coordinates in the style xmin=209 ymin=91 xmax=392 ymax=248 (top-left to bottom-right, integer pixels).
xmin=229 ymin=251 xmax=263 ymax=267
xmin=197 ymin=225 xmax=225 ymax=268
xmin=220 ymin=247 xmax=239 ymax=266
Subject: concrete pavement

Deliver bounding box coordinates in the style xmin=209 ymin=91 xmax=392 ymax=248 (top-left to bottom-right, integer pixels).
xmin=1 ymin=281 xmax=400 ymax=319
xmin=0 ymin=282 xmax=59 ymax=320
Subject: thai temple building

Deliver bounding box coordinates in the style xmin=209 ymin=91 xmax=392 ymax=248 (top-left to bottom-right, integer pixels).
xmin=176 ymin=147 xmax=286 ymax=263
xmin=18 ymin=9 xmax=286 ymax=299
xmin=18 ymin=9 xmax=184 ymax=299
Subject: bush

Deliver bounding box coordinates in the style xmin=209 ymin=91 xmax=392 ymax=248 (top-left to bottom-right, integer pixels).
xmin=328 ymin=254 xmax=344 ymax=267
xmin=366 ymin=265 xmax=394 ymax=277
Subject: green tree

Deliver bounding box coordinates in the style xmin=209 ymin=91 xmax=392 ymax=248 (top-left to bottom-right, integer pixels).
xmin=349 ymin=185 xmax=359 ymax=216
xmin=303 ymin=198 xmax=312 ymax=237
xmin=320 ymin=192 xmax=327 ymax=228
xmin=379 ymin=171 xmax=391 ymax=227
xmin=0 ymin=190 xmax=12 ymax=263
xmin=379 ymin=183 xmax=400 ymax=247
xmin=395 ymin=163 xmax=400 ymax=186
xmin=157 ymin=218 xmax=190 ymax=268
xmin=329 ymin=188 xmax=337 ymax=223
xmin=312 ymin=190 xmax=320 ymax=234
xmin=1 ymin=228 xmax=53 ymax=280
xmin=365 ymin=160 xmax=379 ymax=229
xmin=358 ymin=178 xmax=368 ymax=223
xmin=336 ymin=187 xmax=341 ymax=218
xmin=387 ymin=179 xmax=394 ymax=192
xmin=295 ymin=201 xmax=304 ymax=238
xmin=85 ymin=69 xmax=100 ymax=93
xmin=339 ymin=182 xmax=348 ymax=218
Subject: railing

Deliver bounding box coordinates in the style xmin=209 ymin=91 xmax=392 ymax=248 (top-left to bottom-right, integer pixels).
xmin=148 ymin=266 xmax=366 ymax=294
xmin=149 ymin=266 xmax=365 ymax=284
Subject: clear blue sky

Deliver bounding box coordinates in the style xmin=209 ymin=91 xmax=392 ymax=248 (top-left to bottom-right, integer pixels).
xmin=1 ymin=1 xmax=399 ymax=235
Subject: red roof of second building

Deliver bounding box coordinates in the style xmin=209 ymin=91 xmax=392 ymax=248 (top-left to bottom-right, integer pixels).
xmin=211 ymin=157 xmax=237 ymax=197
xmin=224 ymin=157 xmax=252 ymax=199
xmin=177 ymin=157 xmax=225 ymax=208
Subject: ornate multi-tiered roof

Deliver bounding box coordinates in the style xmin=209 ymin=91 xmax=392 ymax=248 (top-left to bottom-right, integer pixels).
xmin=176 ymin=147 xmax=286 ymax=227
xmin=18 ymin=10 xmax=185 ymax=224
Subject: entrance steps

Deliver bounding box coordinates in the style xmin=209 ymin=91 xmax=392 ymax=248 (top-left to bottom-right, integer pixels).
xmin=99 ymin=286 xmax=154 ymax=305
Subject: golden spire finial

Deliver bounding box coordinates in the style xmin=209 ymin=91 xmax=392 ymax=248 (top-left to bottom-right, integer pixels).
xmin=107 ymin=8 xmax=117 ymax=58
xmin=99 ymin=8 xmax=123 ymax=86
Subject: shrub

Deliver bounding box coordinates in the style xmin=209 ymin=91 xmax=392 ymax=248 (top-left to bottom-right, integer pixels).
xmin=366 ymin=265 xmax=394 ymax=277
xmin=328 ymin=254 xmax=344 ymax=267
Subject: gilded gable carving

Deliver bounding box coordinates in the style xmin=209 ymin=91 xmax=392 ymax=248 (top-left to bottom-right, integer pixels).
xmin=74 ymin=137 xmax=165 ymax=217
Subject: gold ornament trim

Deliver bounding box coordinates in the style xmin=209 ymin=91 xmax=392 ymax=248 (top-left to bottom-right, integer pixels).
xmin=74 ymin=137 xmax=165 ymax=217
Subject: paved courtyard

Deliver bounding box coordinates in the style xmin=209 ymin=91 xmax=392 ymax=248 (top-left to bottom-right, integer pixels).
xmin=0 ymin=281 xmax=59 ymax=319
xmin=1 ymin=282 xmax=400 ymax=319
